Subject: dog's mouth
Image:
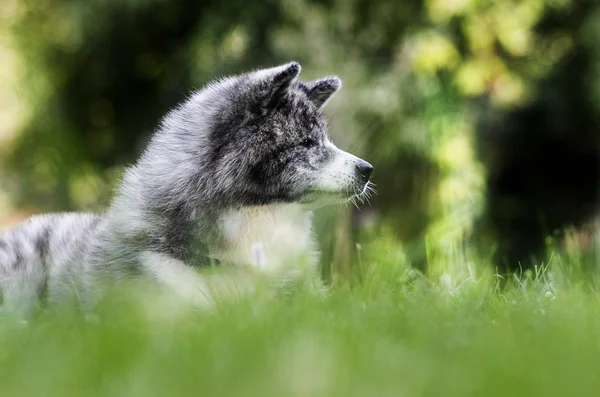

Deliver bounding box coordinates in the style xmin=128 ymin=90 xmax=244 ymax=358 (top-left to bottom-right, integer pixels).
xmin=301 ymin=180 xmax=376 ymax=206
xmin=299 ymin=190 xmax=346 ymax=205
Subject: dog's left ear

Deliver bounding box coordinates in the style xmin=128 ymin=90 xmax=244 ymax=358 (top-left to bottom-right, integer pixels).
xmin=253 ymin=61 xmax=302 ymax=112
xmin=302 ymin=77 xmax=342 ymax=108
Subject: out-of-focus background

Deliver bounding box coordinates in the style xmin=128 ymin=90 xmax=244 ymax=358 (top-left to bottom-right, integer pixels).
xmin=1 ymin=0 xmax=598 ymax=280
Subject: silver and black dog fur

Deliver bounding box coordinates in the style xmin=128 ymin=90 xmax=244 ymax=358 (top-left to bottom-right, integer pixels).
xmin=0 ymin=62 xmax=374 ymax=317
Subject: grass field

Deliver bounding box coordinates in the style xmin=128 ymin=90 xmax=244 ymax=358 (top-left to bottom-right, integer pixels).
xmin=1 ymin=246 xmax=599 ymax=397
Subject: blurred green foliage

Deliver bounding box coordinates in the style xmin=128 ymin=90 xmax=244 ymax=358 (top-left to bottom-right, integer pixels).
xmin=0 ymin=0 xmax=598 ymax=278
xmin=2 ymin=248 xmax=600 ymax=397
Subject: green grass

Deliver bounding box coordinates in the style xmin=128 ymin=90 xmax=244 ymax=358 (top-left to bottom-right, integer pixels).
xmin=1 ymin=251 xmax=600 ymax=397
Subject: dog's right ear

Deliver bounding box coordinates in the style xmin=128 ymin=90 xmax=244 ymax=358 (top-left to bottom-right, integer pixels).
xmin=302 ymin=77 xmax=342 ymax=109
xmin=252 ymin=62 xmax=302 ymax=113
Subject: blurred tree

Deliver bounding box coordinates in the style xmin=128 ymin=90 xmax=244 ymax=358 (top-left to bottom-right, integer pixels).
xmin=474 ymin=0 xmax=600 ymax=273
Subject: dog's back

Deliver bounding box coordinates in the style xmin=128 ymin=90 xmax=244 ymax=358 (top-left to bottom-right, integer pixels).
xmin=0 ymin=213 xmax=101 ymax=315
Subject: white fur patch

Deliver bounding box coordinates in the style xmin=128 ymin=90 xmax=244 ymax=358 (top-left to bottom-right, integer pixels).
xmin=139 ymin=251 xmax=214 ymax=308
xmin=138 ymin=251 xmax=259 ymax=311
xmin=216 ymin=204 xmax=314 ymax=274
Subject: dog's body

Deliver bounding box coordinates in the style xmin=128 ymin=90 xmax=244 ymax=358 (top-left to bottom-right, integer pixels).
xmin=0 ymin=62 xmax=373 ymax=316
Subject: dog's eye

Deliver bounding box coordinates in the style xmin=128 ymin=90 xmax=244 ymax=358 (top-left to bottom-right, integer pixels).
xmin=300 ymin=138 xmax=317 ymax=148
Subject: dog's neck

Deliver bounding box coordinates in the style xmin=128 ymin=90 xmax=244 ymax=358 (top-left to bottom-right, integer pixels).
xmin=104 ymin=176 xmax=318 ymax=274
xmin=211 ymin=203 xmax=316 ymax=274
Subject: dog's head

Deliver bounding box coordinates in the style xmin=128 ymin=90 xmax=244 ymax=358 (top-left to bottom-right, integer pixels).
xmin=180 ymin=62 xmax=374 ymax=207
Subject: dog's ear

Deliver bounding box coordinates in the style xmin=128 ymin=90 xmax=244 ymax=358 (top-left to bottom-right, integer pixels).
xmin=253 ymin=62 xmax=301 ymax=112
xmin=302 ymin=77 xmax=342 ymax=109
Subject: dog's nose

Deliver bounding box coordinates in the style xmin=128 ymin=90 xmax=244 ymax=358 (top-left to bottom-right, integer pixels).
xmin=356 ymin=159 xmax=373 ymax=180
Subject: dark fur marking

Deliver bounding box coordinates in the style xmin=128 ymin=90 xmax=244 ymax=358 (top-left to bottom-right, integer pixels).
xmin=249 ymin=144 xmax=296 ymax=182
xmin=162 ymin=201 xmax=191 ymax=260
xmin=235 ymin=190 xmax=296 ymax=206
xmin=12 ymin=242 xmax=24 ymax=271
xmin=145 ymin=201 xmax=203 ymax=264
xmin=35 ymin=226 xmax=52 ymax=262
xmin=208 ymin=118 xmax=238 ymax=166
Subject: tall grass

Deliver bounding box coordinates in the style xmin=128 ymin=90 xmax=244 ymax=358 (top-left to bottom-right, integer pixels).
xmin=1 ymin=241 xmax=599 ymax=397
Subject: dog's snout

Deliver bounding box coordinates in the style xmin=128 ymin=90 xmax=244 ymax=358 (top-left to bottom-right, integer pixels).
xmin=356 ymin=159 xmax=373 ymax=180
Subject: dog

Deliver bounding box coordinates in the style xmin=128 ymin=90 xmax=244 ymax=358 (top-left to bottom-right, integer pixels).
xmin=0 ymin=62 xmax=374 ymax=317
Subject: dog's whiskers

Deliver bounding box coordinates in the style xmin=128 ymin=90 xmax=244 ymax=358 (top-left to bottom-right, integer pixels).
xmin=349 ymin=180 xmax=377 ymax=208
